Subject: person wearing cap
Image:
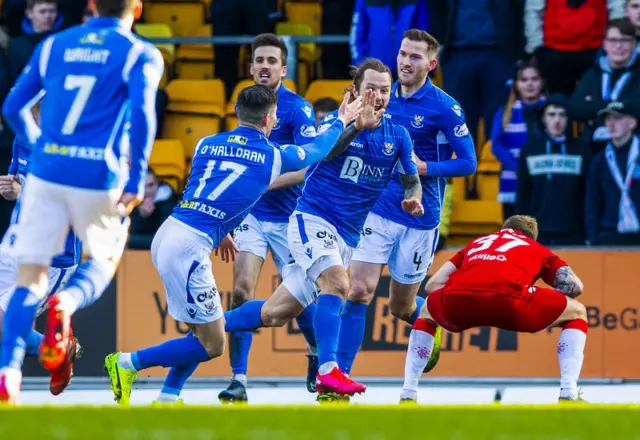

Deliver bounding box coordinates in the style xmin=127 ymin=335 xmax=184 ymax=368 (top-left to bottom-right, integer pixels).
xmin=516 ymin=94 xmax=591 ymax=246
xmin=571 ymin=18 xmax=640 ymax=154
xmin=585 ymin=100 xmax=640 ymax=245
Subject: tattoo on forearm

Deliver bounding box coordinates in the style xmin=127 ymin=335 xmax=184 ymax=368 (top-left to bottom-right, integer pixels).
xmin=553 ymin=266 xmax=582 ymax=298
xmin=400 ymin=173 xmax=421 ymax=200
xmin=324 ymin=124 xmax=361 ymax=161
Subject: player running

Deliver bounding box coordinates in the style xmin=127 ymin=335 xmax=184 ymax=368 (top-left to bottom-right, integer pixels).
xmin=220 ymin=33 xmax=319 ymax=404
xmin=0 ymin=132 xmax=83 ymax=397
xmin=223 ymin=59 xmax=424 ymax=397
xmin=334 ymin=29 xmax=477 ymax=385
xmin=0 ymin=0 xmax=162 ymax=403
xmin=401 ymin=215 xmax=587 ymax=403
xmin=103 ymin=85 xmax=362 ymax=406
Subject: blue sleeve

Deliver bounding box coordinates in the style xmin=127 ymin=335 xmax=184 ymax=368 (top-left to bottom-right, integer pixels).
xmin=490 ymin=107 xmax=517 ymax=170
xmin=397 ymin=127 xmax=418 ymax=175
xmin=2 ymin=41 xmax=44 ymax=145
xmin=124 ymin=44 xmax=164 ymax=196
xmin=291 ymin=101 xmax=317 ymax=145
xmin=280 ymin=118 xmax=345 ymax=173
xmin=585 ymin=156 xmax=602 ymax=244
xmin=7 ymin=140 xmax=18 ymax=176
xmin=349 ymin=0 xmax=368 ymax=64
xmin=425 ymin=102 xmax=477 ymax=177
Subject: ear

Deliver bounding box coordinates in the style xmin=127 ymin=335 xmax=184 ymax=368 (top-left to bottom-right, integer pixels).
xmin=428 ymin=57 xmax=438 ymax=73
xmin=282 ymin=64 xmax=288 ymax=78
xmin=133 ymin=0 xmax=143 ymax=20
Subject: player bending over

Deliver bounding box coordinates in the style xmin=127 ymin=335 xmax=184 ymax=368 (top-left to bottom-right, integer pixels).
xmin=220 ymin=33 xmax=319 ymax=404
xmin=224 ymin=59 xmax=424 ymax=397
xmin=401 ymin=215 xmax=587 ymax=403
xmin=103 ymin=85 xmax=363 ymax=405
xmin=0 ymin=0 xmax=162 ymax=404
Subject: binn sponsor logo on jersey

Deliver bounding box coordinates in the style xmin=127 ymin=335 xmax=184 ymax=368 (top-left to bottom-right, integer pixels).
xmin=196 ymin=144 xmax=266 ymax=164
xmin=339 ymin=156 xmax=389 ymax=184
xmin=178 ymin=200 xmax=226 ymax=219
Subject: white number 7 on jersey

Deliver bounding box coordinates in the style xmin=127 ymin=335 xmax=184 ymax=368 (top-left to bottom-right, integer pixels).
xmin=194 ymin=160 xmax=247 ymax=201
xmin=62 ymin=75 xmax=97 ymax=135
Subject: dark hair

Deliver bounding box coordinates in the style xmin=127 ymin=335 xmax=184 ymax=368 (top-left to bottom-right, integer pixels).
xmin=350 ymin=58 xmax=392 ymax=92
xmin=236 ymin=85 xmax=278 ymax=126
xmin=403 ymin=29 xmax=440 ymax=56
xmin=27 ymin=0 xmax=56 ymax=9
xmin=147 ymin=166 xmax=156 ymax=177
xmin=606 ymin=18 xmax=638 ymax=40
xmin=251 ymin=33 xmax=288 ymax=66
xmin=94 ymin=0 xmax=135 ymax=18
xmin=503 ymin=215 xmax=539 ymax=241
xmin=313 ymin=97 xmax=339 ymax=114
xmin=502 ymin=59 xmax=546 ymax=129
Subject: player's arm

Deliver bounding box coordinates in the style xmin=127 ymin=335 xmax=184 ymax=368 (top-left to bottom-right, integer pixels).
xmin=422 ymin=102 xmax=477 ymax=177
xmin=425 ymin=246 xmax=467 ymax=294
xmin=324 ymin=123 xmax=362 ymax=161
xmin=398 ymin=127 xmax=423 ymax=216
xmin=0 ymin=142 xmax=22 ymax=200
xmin=2 ymin=40 xmax=46 ymax=145
xmin=552 ymin=266 xmax=584 ymax=298
xmin=121 ymin=45 xmax=164 ymax=212
xmin=267 ymin=168 xmax=308 ymax=191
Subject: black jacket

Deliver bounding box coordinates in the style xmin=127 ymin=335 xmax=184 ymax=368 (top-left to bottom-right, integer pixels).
xmin=516 ymin=134 xmax=591 ymax=235
xmin=427 ymin=0 xmax=525 ymax=63
xmin=128 ymin=184 xmax=179 ymax=250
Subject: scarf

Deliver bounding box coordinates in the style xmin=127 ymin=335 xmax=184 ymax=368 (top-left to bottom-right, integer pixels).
xmin=605 ymin=136 xmax=640 ymax=234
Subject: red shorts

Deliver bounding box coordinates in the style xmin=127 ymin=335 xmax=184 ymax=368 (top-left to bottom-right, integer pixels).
xmin=426 ymin=285 xmax=568 ymax=334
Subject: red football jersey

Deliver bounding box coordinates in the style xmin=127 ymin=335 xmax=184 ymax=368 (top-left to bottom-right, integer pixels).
xmin=446 ymin=229 xmax=567 ymax=295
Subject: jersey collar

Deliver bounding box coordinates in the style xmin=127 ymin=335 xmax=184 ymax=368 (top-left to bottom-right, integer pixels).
xmin=393 ymin=77 xmax=432 ymax=101
xmin=274 ymin=81 xmax=286 ymax=97
xmin=86 ymin=17 xmax=126 ymax=29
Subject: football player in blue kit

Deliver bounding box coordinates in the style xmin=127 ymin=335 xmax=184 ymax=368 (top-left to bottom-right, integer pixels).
xmin=220 ymin=33 xmax=320 ymax=404
xmin=103 ymin=85 xmax=364 ymax=405
xmin=223 ymin=59 xmax=424 ymax=397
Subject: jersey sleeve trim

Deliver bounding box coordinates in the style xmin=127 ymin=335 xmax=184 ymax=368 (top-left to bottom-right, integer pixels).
xmin=39 ymin=37 xmax=54 ymax=78
xmin=270 ymin=146 xmax=282 ymax=184
xmin=122 ymin=41 xmax=144 ymax=84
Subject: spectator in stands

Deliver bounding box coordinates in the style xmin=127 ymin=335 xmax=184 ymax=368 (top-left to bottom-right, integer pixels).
xmin=211 ymin=0 xmax=278 ymax=99
xmin=526 ymin=0 xmax=624 ymax=97
xmin=350 ymin=0 xmax=428 ymax=76
xmin=322 ymin=0 xmax=355 ymax=79
xmin=8 ymin=0 xmax=62 ymax=85
xmin=491 ymin=59 xmax=546 ymax=220
xmin=313 ymin=97 xmax=339 ymax=126
xmin=571 ymin=19 xmax=640 ymax=155
xmin=516 ymin=94 xmax=591 ymax=246
xmin=128 ymin=168 xmax=179 ymax=250
xmin=428 ymin=0 xmax=524 ymax=148
xmin=586 ymin=101 xmax=640 ymax=246
xmin=625 ymin=0 xmax=640 ymax=35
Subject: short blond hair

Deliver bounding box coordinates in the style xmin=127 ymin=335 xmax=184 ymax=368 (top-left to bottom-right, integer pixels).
xmin=503 ymin=215 xmax=539 ymax=240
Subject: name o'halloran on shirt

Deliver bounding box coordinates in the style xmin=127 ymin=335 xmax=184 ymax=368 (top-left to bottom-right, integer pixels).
xmin=195 ymin=141 xmax=267 ymax=165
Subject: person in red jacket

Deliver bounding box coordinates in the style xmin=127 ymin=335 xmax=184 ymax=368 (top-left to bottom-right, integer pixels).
xmin=525 ymin=0 xmax=624 ymax=97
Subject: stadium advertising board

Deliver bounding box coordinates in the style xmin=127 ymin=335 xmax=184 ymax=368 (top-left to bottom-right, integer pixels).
xmin=117 ymin=250 xmax=640 ymax=379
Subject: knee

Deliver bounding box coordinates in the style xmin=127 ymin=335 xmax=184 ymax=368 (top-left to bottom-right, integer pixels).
xmin=232 ymin=281 xmax=254 ymax=308
xmin=347 ymin=280 xmax=374 ymax=305
xmin=260 ymin=304 xmax=288 ymax=328
xmin=322 ymin=274 xmax=349 ymax=298
xmin=201 ymin=336 xmax=225 ymax=360
xmin=568 ymin=300 xmax=587 ymax=321
xmin=389 ymin=296 xmax=414 ymax=321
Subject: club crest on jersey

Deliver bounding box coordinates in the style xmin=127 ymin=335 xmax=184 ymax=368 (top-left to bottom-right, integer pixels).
xmin=383 ymin=142 xmax=395 ymax=156
xmin=411 ymin=115 xmax=424 ymax=128
xmin=80 ymin=32 xmax=104 ymax=45
xmin=227 ymin=135 xmax=248 ymax=145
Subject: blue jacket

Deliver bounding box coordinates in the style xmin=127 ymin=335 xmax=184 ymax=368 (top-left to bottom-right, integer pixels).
xmin=350 ymin=0 xmax=428 ymax=72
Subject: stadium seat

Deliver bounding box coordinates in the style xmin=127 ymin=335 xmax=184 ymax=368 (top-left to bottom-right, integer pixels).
xmin=476 ymin=141 xmax=501 ymax=201
xmin=449 ymin=199 xmax=503 ymax=238
xmin=143 ymin=2 xmax=205 ymax=37
xmin=149 ymin=139 xmax=187 ymax=192
xmin=304 ymin=80 xmax=352 ymax=104
xmin=285 ymin=1 xmax=322 ymax=35
xmin=134 ymin=23 xmax=175 ymax=60
xmin=276 ymin=21 xmax=318 ymax=93
xmin=224 ymin=78 xmax=296 ymax=130
xmin=175 ymin=25 xmax=214 ymax=79
xmin=163 ymin=79 xmax=226 ymax=160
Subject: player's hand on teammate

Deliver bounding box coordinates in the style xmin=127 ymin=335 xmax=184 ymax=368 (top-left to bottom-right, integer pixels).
xmin=117 ymin=192 xmax=143 ymax=216
xmin=0 ymin=175 xmax=21 ymax=201
xmin=215 ymin=233 xmax=239 ymax=263
xmin=337 ymin=91 xmax=363 ymax=126
xmin=355 ymin=89 xmax=385 ymax=130
xmin=402 ymin=198 xmax=424 ymax=216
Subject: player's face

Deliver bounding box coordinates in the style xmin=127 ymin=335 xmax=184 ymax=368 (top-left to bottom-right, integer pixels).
xmin=542 ymin=105 xmax=568 ymax=138
xmin=605 ymin=113 xmax=637 ymax=141
xmin=251 ymin=46 xmax=287 ymax=90
xmin=144 ymin=174 xmax=159 ymax=199
xmin=358 ymin=69 xmax=392 ymax=111
xmin=626 ymin=0 xmax=640 ymax=28
xmin=397 ymin=38 xmax=436 ymax=88
xmin=604 ymin=27 xmax=636 ymax=68
xmin=27 ymin=2 xmax=57 ymax=33
xmin=516 ymin=67 xmax=543 ymax=103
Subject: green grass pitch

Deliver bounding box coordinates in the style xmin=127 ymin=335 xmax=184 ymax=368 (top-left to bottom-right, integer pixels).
xmin=0 ymin=404 xmax=638 ymax=439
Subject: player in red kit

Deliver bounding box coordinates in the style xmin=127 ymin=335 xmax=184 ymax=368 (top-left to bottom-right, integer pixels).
xmin=400 ymin=215 xmax=587 ymax=403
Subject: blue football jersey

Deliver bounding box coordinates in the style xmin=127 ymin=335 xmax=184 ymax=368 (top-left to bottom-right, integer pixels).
xmin=172 ymin=119 xmax=345 ymax=247
xmin=250 ymin=83 xmax=317 ymax=223
xmin=2 ymin=17 xmax=163 ymax=196
xmin=372 ymin=80 xmax=477 ymax=230
xmin=296 ymin=111 xmax=418 ymax=248
xmin=7 ymin=136 xmax=81 ymax=268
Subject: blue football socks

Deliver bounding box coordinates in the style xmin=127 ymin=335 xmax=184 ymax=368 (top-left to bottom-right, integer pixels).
xmin=295 ymin=302 xmax=317 ymax=351
xmin=314 ymin=294 xmax=343 ymax=368
xmin=132 ymin=334 xmax=210 ymax=370
xmin=1 ymin=287 xmax=39 ymax=370
xmin=336 ymin=300 xmax=368 ymax=375
xmin=224 ymin=300 xmax=265 ymax=332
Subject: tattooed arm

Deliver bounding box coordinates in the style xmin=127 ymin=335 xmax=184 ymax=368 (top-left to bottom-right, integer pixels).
xmin=553 ymin=266 xmax=584 ymax=298
xmin=400 ymin=173 xmax=424 ymax=216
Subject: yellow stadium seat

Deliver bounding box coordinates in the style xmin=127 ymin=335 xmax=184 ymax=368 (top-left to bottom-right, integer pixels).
xmin=134 ymin=23 xmax=175 ymax=60
xmin=144 ymin=2 xmax=205 ymax=37
xmin=305 ymin=80 xmax=352 ymax=105
xmin=276 ymin=21 xmax=317 ymax=92
xmin=175 ymin=25 xmax=214 ymax=79
xmin=163 ymin=79 xmax=226 ymax=159
xmin=149 ymin=139 xmax=186 ymax=192
xmin=285 ymin=1 xmax=322 ymax=35
xmin=450 ymin=199 xmax=502 ymax=237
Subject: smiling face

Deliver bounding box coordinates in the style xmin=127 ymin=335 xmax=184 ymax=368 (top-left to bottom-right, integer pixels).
xmin=250 ymin=45 xmax=287 ymax=90
xmin=397 ymin=38 xmax=436 ymax=89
